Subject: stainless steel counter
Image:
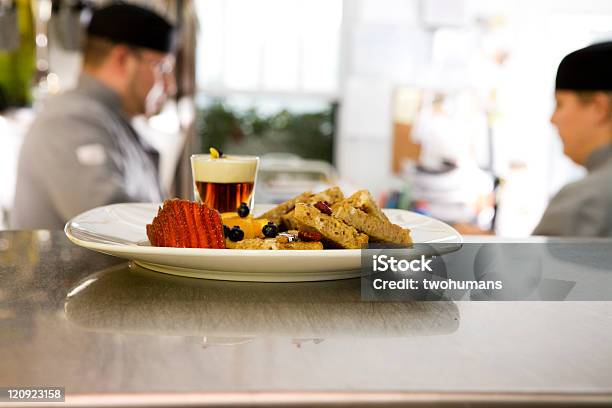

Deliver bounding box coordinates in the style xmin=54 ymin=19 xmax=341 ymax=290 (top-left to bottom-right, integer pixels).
xmin=1 ymin=230 xmax=612 ymax=407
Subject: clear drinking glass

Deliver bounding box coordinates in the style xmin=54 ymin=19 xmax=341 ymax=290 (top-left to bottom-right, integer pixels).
xmin=190 ymin=154 xmax=259 ymax=213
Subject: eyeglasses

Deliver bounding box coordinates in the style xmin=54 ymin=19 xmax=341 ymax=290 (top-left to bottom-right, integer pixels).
xmin=142 ymin=56 xmax=175 ymax=76
xmin=130 ymin=49 xmax=175 ymax=76
xmin=148 ymin=57 xmax=175 ymax=76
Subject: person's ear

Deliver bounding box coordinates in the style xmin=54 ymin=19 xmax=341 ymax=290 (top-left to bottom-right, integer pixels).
xmin=591 ymin=92 xmax=611 ymax=124
xmin=111 ymin=44 xmax=137 ymax=73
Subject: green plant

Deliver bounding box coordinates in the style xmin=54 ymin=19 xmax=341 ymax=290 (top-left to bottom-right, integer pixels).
xmin=0 ymin=0 xmax=36 ymax=110
xmin=197 ymin=100 xmax=336 ymax=163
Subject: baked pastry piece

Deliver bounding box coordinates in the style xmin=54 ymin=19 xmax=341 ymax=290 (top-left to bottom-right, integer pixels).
xmin=256 ymin=191 xmax=313 ymax=225
xmin=332 ymin=203 xmax=411 ymax=247
xmin=308 ymin=186 xmax=345 ymax=205
xmin=233 ymin=238 xmax=323 ymax=250
xmin=146 ymin=199 xmax=225 ymax=249
xmin=293 ymin=203 xmax=368 ymax=249
xmin=333 ymin=189 xmax=389 ymax=222
xmin=279 ymin=186 xmax=345 ymax=230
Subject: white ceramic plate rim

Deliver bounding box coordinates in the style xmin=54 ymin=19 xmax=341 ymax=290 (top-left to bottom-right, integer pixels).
xmin=65 ymin=203 xmax=463 ymax=257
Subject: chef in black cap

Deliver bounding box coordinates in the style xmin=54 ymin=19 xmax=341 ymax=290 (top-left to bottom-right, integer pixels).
xmin=533 ymin=42 xmax=612 ymax=236
xmin=13 ymin=3 xmax=177 ymax=229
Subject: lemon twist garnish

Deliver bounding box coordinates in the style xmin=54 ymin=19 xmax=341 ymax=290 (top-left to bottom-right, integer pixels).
xmin=209 ymin=147 xmax=222 ymax=158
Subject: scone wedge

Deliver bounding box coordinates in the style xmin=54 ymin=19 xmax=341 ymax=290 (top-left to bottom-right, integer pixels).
xmin=256 ymin=191 xmax=313 ymax=225
xmin=333 ymin=189 xmax=389 ymax=222
xmin=280 ymin=186 xmax=345 ymax=230
xmin=293 ymin=203 xmax=368 ymax=249
xmin=332 ymin=203 xmax=411 ymax=247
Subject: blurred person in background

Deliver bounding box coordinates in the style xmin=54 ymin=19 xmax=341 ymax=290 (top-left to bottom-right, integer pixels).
xmin=11 ymin=3 xmax=176 ymax=229
xmin=457 ymin=42 xmax=612 ymax=237
xmin=533 ymin=42 xmax=612 ymax=236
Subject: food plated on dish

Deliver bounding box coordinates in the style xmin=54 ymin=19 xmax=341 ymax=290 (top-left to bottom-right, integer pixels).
xmin=146 ymin=187 xmax=413 ymax=251
xmin=65 ymin=201 xmax=461 ymax=279
xmin=64 ymin=146 xmax=459 ymax=280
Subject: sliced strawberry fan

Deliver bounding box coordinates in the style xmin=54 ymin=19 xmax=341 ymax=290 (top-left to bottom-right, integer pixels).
xmin=146 ymin=199 xmax=225 ymax=249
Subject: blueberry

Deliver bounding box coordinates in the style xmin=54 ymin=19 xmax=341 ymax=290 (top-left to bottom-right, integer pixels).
xmin=228 ymin=226 xmax=244 ymax=242
xmin=262 ymin=222 xmax=279 ymax=238
xmin=237 ymin=202 xmax=250 ymax=218
xmin=223 ymin=224 xmax=230 ymax=237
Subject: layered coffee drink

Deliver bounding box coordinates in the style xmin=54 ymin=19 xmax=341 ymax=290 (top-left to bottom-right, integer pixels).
xmin=191 ymin=154 xmax=259 ymax=213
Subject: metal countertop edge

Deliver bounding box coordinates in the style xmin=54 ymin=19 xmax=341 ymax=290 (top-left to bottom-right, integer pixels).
xmin=3 ymin=391 xmax=612 ymax=407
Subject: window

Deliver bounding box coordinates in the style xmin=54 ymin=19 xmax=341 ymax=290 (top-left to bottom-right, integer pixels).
xmin=194 ymin=0 xmax=343 ymax=97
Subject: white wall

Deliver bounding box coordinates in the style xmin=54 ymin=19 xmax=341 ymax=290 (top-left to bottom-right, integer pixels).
xmin=336 ymin=0 xmax=429 ymax=196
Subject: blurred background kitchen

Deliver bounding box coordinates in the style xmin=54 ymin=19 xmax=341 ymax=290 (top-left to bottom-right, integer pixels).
xmin=1 ymin=0 xmax=611 ymax=236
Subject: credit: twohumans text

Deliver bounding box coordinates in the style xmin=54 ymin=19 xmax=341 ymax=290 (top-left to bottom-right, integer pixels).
xmin=372 ymin=277 xmax=502 ymax=291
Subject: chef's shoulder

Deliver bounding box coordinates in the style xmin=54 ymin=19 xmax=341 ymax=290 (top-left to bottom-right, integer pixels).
xmin=18 ymin=90 xmax=126 ymax=188
xmin=25 ymin=89 xmax=119 ymax=149
xmin=535 ymin=167 xmax=612 ymax=236
xmin=563 ymin=163 xmax=612 ymax=204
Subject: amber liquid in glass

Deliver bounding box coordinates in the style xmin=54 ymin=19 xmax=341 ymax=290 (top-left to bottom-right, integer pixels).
xmin=195 ymin=181 xmax=254 ymax=213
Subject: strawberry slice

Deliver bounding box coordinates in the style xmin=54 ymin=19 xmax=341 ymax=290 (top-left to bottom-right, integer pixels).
xmin=169 ymin=199 xmax=189 ymax=247
xmin=161 ymin=201 xmax=179 ymax=247
xmin=206 ymin=207 xmax=225 ymax=249
xmin=146 ymin=223 xmax=155 ymax=246
xmin=191 ymin=202 xmax=207 ymax=248
xmin=147 ymin=199 xmax=226 ymax=249
xmin=180 ymin=200 xmax=199 ymax=248
xmin=153 ymin=216 xmax=164 ymax=247
xmin=198 ymin=203 xmax=213 ymax=248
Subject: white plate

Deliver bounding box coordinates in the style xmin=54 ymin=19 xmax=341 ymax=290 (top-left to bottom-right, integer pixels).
xmin=65 ymin=203 xmax=462 ymax=282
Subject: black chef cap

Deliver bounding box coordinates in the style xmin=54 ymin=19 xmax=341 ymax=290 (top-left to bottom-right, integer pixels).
xmin=556 ymin=42 xmax=612 ymax=91
xmin=87 ymin=3 xmax=177 ymax=53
